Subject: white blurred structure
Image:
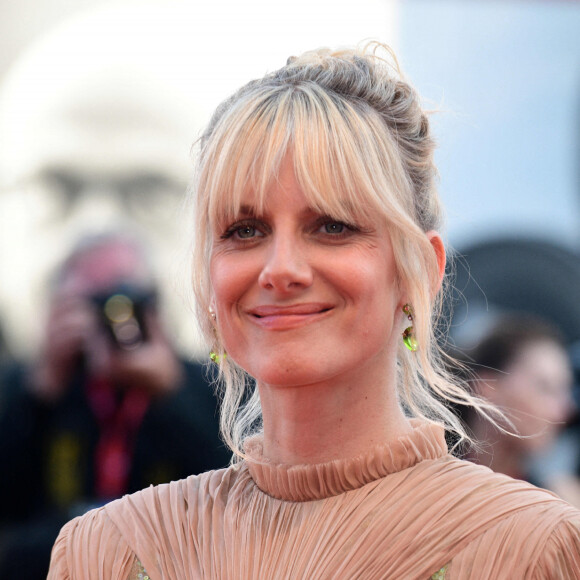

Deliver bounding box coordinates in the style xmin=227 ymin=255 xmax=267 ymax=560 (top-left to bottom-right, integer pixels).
xmin=0 ymin=0 xmax=398 ymax=358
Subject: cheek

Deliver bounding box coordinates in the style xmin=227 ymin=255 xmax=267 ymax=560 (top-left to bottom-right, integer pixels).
xmin=332 ymin=250 xmax=397 ymax=296
xmin=209 ymin=258 xmax=236 ymax=333
xmin=209 ymin=258 xmax=233 ymax=305
xmin=331 ymin=262 xmax=400 ymax=340
xmin=209 ymin=254 xmax=257 ymax=339
xmin=210 ymin=252 xmax=253 ymax=301
xmin=354 ymin=261 xmax=401 ymax=314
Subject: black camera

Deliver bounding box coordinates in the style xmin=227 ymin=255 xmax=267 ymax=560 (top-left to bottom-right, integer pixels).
xmin=89 ymin=284 xmax=157 ymax=350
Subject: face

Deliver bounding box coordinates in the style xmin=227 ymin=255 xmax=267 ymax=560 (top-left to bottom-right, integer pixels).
xmin=497 ymin=340 xmax=574 ymax=452
xmin=209 ymin=157 xmax=404 ymax=389
xmin=58 ymin=242 xmax=151 ymax=298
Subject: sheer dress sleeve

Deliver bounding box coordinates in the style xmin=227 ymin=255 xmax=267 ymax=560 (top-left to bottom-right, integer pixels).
xmin=448 ymin=502 xmax=580 ymax=579
xmin=47 ymin=507 xmax=136 ymax=579
xmin=532 ymin=516 xmax=580 ymax=579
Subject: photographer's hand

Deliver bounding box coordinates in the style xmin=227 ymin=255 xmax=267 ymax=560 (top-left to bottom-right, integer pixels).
xmin=29 ymin=293 xmax=100 ymax=403
xmin=100 ymin=310 xmax=182 ymax=397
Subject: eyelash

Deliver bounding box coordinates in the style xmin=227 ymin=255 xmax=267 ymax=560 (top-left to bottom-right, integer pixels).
xmin=220 ymin=217 xmax=360 ymax=241
xmin=220 ymin=219 xmax=265 ymax=240
xmin=314 ymin=217 xmax=359 ymax=238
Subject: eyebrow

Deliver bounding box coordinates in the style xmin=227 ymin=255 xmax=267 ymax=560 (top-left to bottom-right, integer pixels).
xmin=237 ymin=205 xmax=258 ymax=217
xmin=236 ymin=203 xmax=330 ymax=224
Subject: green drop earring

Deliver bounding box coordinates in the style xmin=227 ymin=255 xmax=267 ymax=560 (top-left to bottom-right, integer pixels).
xmin=209 ymin=351 xmax=227 ymax=364
xmin=402 ymin=304 xmax=418 ymax=352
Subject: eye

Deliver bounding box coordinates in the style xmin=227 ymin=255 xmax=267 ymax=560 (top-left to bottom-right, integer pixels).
xmin=316 ymin=218 xmax=357 ymax=236
xmin=313 ymin=217 xmax=367 ymax=241
xmin=221 ymin=219 xmax=266 ymax=240
xmin=322 ymin=222 xmax=345 ymax=235
xmin=237 ymin=225 xmax=258 ymax=238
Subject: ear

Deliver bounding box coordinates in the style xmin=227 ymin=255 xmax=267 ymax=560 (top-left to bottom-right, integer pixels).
xmin=426 ymin=230 xmax=446 ymax=294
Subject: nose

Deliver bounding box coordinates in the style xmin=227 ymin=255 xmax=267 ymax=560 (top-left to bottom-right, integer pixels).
xmin=258 ymin=234 xmax=313 ymax=292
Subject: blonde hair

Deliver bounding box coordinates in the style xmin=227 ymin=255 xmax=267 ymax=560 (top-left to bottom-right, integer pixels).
xmin=191 ymin=42 xmax=494 ymax=459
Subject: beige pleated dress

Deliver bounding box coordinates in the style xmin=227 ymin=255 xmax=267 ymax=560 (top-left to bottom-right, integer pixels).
xmin=48 ymin=421 xmax=580 ymax=579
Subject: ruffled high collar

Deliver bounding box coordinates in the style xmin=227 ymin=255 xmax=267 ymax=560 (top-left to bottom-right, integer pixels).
xmin=245 ymin=420 xmax=448 ymax=502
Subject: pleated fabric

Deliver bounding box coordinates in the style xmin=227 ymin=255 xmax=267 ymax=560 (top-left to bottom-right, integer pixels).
xmin=48 ymin=421 xmax=580 ymax=579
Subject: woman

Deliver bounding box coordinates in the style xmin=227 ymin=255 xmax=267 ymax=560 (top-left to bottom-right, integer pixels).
xmin=461 ymin=314 xmax=580 ymax=502
xmin=48 ymin=43 xmax=580 ymax=579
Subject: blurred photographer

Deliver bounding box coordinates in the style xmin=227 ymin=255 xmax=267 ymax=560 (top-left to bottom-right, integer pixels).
xmin=0 ymin=233 xmax=230 ymax=579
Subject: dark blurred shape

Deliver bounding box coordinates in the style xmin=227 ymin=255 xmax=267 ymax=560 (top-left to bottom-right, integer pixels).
xmin=0 ymin=233 xmax=230 ymax=579
xmin=90 ymin=284 xmax=156 ymax=351
xmin=446 ymin=237 xmax=580 ymax=344
xmin=444 ymin=237 xmax=580 ymax=507
xmin=458 ymin=315 xmax=573 ymax=460
xmin=0 ymin=321 xmax=12 ymax=370
xmin=444 ymin=236 xmax=580 ymax=405
xmin=455 ymin=312 xmax=579 ymax=506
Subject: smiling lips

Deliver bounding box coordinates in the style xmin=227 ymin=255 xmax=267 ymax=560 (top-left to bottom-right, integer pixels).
xmin=247 ymin=303 xmax=333 ymax=330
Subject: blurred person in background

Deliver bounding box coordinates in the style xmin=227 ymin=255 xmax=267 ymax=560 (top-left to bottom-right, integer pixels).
xmin=459 ymin=313 xmax=579 ymax=505
xmin=527 ymin=344 xmax=580 ymax=509
xmin=0 ymin=322 xmax=13 ymax=375
xmin=528 ymin=411 xmax=580 ymax=509
xmin=0 ymin=232 xmax=230 ymax=579
xmin=0 ymin=3 xmax=218 ymax=361
xmin=0 ymin=9 xmax=231 ymax=576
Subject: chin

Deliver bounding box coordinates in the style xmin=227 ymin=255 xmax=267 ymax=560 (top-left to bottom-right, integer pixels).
xmin=246 ymin=355 xmax=337 ymax=388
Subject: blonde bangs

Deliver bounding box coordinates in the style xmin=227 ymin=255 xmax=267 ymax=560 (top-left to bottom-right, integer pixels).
xmin=199 ymin=82 xmax=417 ymax=235
xmin=290 ymin=87 xmax=378 ymax=225
xmin=291 ymin=89 xmax=416 ymax=231
xmin=199 ymin=90 xmax=291 ymax=229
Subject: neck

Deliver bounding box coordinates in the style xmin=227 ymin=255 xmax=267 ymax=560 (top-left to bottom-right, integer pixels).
xmin=258 ymin=357 xmax=412 ymax=465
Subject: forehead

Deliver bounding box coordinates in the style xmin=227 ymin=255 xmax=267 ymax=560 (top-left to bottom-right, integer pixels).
xmin=215 ymin=164 xmax=373 ymax=232
xmin=209 ymin=137 xmax=385 ymax=226
xmin=60 ymin=242 xmax=148 ymax=293
xmin=509 ymin=340 xmax=572 ymax=385
xmin=202 ymin=84 xmax=393 ymax=230
xmin=232 ymin=158 xmax=323 ymax=213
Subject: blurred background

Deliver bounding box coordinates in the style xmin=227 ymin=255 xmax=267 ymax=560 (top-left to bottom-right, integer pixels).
xmin=0 ymin=0 xmax=579 ymax=362
xmin=398 ymin=1 xmax=580 ymax=407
